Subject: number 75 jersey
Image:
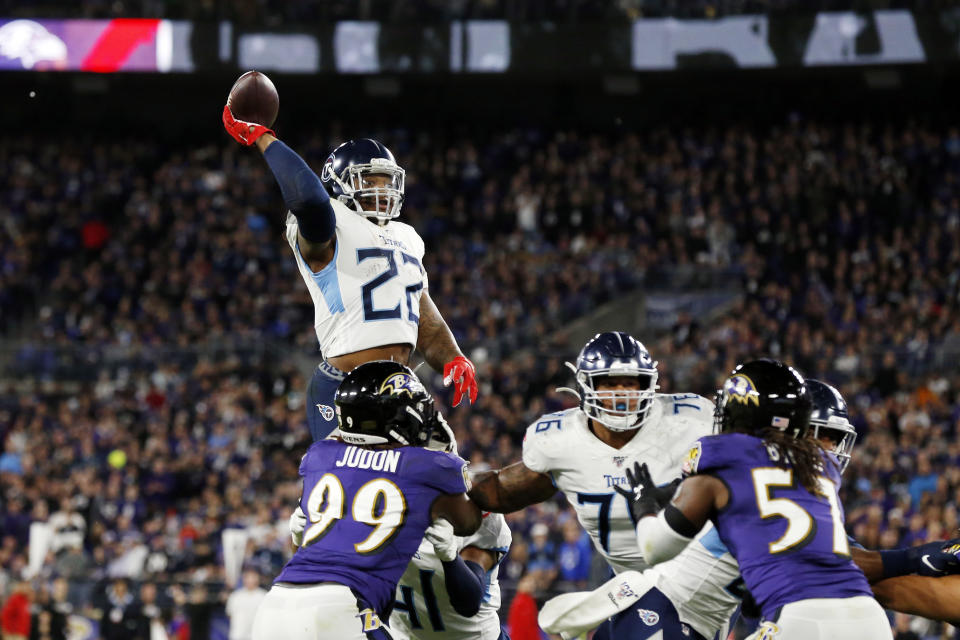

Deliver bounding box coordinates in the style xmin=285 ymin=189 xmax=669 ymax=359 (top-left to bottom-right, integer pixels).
xmin=522 ymin=395 xmax=714 ymax=574
xmin=285 ymin=200 xmax=428 ymax=359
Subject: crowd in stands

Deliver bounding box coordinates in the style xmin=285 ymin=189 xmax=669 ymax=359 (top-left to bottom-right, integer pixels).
xmin=1 ymin=0 xmax=952 ymax=23
xmin=3 ymin=116 xmax=960 ymax=638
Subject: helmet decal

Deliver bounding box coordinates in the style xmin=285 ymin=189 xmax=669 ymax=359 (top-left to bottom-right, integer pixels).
xmin=725 ymin=374 xmax=760 ymax=406
xmin=379 ymin=372 xmax=424 ymax=398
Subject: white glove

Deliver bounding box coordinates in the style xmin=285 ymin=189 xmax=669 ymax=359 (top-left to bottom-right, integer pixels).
xmin=424 ymin=518 xmax=459 ymax=562
xmin=289 ymin=506 xmax=307 ymax=547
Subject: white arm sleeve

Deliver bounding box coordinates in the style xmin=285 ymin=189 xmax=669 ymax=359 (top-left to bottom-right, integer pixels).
xmin=635 ymin=510 xmax=693 ymax=565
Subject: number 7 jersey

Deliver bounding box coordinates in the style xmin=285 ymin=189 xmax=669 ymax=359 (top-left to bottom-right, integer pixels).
xmin=285 ymin=200 xmax=428 ymax=359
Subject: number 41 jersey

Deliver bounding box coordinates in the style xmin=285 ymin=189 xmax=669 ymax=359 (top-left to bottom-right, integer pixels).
xmin=276 ymin=439 xmax=469 ymax=617
xmin=285 ymin=199 xmax=428 ymax=359
xmin=690 ymin=433 xmax=873 ymax=621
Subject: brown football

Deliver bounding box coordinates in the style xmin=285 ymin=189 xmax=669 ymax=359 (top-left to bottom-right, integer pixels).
xmin=227 ymin=70 xmax=279 ymax=128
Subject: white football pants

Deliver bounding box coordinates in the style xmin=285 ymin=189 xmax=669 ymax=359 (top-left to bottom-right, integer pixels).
xmin=746 ymin=596 xmax=892 ymax=640
xmin=251 ymin=583 xmax=394 ymax=640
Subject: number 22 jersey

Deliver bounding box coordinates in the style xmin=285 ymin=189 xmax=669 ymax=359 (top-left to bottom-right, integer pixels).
xmin=276 ymin=439 xmax=469 ymax=617
xmin=688 ymin=433 xmax=872 ymax=620
xmin=285 ymin=199 xmax=428 ymax=359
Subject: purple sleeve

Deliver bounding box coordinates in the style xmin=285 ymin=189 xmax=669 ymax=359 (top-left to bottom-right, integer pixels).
xmin=403 ymin=449 xmax=469 ymax=495
xmin=684 ymin=435 xmax=727 ymax=475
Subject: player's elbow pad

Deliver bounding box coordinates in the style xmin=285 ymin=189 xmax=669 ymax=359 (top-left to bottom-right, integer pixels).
xmin=263 ymin=141 xmax=335 ymax=243
xmin=635 ymin=510 xmax=693 ymax=565
xmin=442 ymin=558 xmax=486 ymax=618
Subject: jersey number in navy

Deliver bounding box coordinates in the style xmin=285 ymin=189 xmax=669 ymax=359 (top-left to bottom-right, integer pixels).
xmin=357 ymin=248 xmax=423 ymax=323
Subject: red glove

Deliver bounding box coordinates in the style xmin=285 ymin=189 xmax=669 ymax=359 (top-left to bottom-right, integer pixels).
xmin=222 ymin=105 xmax=274 ymax=146
xmin=443 ymin=355 xmax=478 ymax=407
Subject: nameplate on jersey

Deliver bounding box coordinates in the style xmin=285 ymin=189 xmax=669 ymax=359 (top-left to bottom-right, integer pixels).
xmin=334 ymin=446 xmax=401 ymax=473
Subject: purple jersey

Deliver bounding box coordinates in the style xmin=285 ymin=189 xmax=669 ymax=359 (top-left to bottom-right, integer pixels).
xmin=276 ymin=440 xmax=469 ymax=616
xmin=690 ymin=433 xmax=871 ymax=619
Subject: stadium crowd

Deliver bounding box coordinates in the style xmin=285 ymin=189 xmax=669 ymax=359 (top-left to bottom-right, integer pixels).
xmin=3 ymin=117 xmax=960 ymax=638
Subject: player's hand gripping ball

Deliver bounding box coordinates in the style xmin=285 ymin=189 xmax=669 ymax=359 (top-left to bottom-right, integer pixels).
xmin=223 ymin=70 xmax=279 ymax=146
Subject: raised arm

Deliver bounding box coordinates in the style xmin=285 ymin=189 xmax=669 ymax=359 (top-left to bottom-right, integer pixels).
xmin=468 ymin=461 xmax=557 ymax=513
xmin=224 ymin=107 xmax=336 ymax=269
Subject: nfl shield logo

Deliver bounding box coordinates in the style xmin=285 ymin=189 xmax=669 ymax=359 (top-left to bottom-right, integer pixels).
xmin=613 ymin=456 xmax=627 ymax=468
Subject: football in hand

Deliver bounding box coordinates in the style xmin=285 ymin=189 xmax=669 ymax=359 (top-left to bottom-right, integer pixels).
xmin=227 ymin=70 xmax=279 ymax=128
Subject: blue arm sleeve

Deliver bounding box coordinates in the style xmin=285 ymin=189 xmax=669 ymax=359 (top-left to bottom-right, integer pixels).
xmin=440 ymin=558 xmax=486 ymax=618
xmin=262 ymin=141 xmax=336 ymax=243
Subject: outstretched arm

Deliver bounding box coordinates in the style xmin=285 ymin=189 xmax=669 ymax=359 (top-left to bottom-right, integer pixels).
xmin=468 ymin=462 xmax=556 ymax=513
xmin=852 ymin=538 xmax=960 ymax=583
xmin=871 ymin=575 xmax=960 ymax=624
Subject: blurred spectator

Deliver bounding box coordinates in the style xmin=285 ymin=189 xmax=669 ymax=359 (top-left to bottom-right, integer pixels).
xmin=557 ymin=519 xmax=592 ymax=587
xmin=526 ymin=523 xmax=556 ymax=575
xmin=97 ymin=578 xmax=144 ymax=640
xmin=1 ymin=581 xmax=31 ymax=640
xmin=225 ymin=570 xmax=266 ymax=640
xmin=506 ymin=574 xmax=541 ymax=640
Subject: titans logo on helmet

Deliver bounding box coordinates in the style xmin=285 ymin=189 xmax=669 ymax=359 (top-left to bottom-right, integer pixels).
xmin=379 ymin=372 xmax=425 ymax=398
xmin=725 ymin=374 xmax=760 ymax=406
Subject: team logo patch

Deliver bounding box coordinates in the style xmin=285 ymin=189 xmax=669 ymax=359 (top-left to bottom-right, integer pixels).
xmin=681 ymin=442 xmax=702 ymax=476
xmin=612 ymin=456 xmax=627 ymax=468
xmin=356 ymin=608 xmax=382 ymax=632
xmin=379 ymin=372 xmax=424 ymax=398
xmin=461 ymin=463 xmax=472 ymax=491
xmin=725 ymin=373 xmax=760 ymax=406
xmin=637 ymin=609 xmax=660 ymax=626
xmin=756 ymin=621 xmax=782 ymax=639
xmin=316 ymin=404 xmax=335 ymax=421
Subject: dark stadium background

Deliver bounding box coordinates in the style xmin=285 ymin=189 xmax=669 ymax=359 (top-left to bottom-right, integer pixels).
xmin=3 ymin=4 xmax=960 ymax=639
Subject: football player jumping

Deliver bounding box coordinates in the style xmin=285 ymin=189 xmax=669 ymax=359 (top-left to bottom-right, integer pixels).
xmin=469 ymin=332 xmax=745 ymax=640
xmin=223 ymin=106 xmax=477 ymax=441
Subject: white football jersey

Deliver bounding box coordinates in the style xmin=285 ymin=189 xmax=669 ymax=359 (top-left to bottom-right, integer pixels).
xmin=390 ymin=514 xmax=512 ymax=640
xmin=285 ymin=200 xmax=428 ymax=359
xmin=522 ymin=394 xmax=741 ymax=639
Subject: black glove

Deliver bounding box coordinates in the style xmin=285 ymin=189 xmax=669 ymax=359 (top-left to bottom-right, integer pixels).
xmin=880 ymin=537 xmax=960 ymax=578
xmin=613 ymin=462 xmax=677 ymax=522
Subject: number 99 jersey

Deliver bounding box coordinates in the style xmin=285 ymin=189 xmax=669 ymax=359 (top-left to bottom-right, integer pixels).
xmin=285 ymin=199 xmax=428 ymax=359
xmin=390 ymin=513 xmax=512 ymax=640
xmin=275 ymin=439 xmax=469 ymax=617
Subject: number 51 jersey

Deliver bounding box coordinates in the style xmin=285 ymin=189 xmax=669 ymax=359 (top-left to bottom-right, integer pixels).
xmin=285 ymin=199 xmax=428 ymax=359
xmin=690 ymin=433 xmax=873 ymax=621
xmin=276 ymin=439 xmax=469 ymax=617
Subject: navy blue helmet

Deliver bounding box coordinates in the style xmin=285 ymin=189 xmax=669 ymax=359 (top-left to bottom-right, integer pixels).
xmin=807 ymin=379 xmax=857 ymax=473
xmin=335 ymin=361 xmax=439 ymax=447
xmin=320 ymin=138 xmax=405 ymax=224
xmin=714 ymin=359 xmax=812 ymax=440
xmin=570 ymin=332 xmax=659 ymax=432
